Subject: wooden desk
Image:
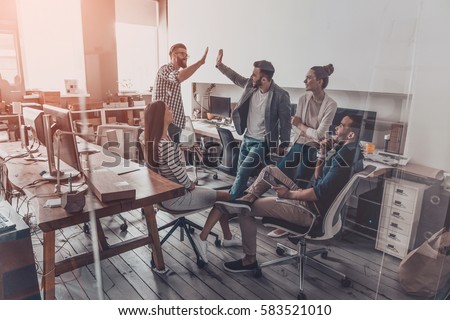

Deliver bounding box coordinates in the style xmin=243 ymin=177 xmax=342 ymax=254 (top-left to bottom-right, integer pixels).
xmin=192 ymin=120 xmax=243 ymax=141
xmin=0 ymin=142 xmax=185 ymax=299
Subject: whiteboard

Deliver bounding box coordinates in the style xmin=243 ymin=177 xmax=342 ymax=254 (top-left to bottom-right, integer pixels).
xmin=167 ymin=0 xmax=420 ymax=93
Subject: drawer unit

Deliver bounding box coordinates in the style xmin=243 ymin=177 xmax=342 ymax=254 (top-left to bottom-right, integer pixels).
xmin=375 ymin=178 xmax=426 ymax=259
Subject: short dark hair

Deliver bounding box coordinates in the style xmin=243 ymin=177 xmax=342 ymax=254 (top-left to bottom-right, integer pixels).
xmin=253 ymin=60 xmax=275 ymax=80
xmin=169 ymin=43 xmax=186 ymax=55
xmin=346 ymin=114 xmax=362 ymax=138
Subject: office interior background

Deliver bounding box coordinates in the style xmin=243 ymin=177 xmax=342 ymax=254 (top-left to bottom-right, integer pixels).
xmin=1 ymin=0 xmax=450 ymax=300
xmin=1 ymin=0 xmax=449 ymax=172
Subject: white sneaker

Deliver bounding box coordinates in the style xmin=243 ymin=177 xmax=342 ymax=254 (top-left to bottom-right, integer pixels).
xmin=222 ymin=234 xmax=242 ymax=247
xmin=192 ymin=233 xmax=208 ymax=263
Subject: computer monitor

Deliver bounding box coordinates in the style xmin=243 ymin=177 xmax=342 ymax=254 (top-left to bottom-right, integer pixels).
xmin=22 ymin=107 xmax=45 ymax=145
xmin=209 ymin=96 xmax=231 ymax=119
xmin=330 ymin=107 xmax=377 ymax=142
xmin=43 ymin=104 xmax=81 ymax=174
xmin=290 ymin=103 xmax=297 ymax=116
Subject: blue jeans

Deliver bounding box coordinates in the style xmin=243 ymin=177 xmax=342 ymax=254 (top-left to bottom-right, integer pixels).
xmin=229 ymin=135 xmax=267 ymax=200
xmin=277 ymin=143 xmax=317 ymax=188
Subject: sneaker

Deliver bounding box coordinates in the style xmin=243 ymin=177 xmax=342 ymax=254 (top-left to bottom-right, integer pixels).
xmin=223 ymin=259 xmax=259 ymax=273
xmin=267 ymin=229 xmax=289 ymax=238
xmin=192 ymin=233 xmax=208 ymax=264
xmin=215 ymin=199 xmax=252 ymax=214
xmin=222 ymin=234 xmax=242 ymax=247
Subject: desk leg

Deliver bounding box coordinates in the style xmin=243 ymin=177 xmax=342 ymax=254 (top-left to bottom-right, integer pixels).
xmin=42 ymin=230 xmax=56 ymax=300
xmin=142 ymin=205 xmax=165 ymax=271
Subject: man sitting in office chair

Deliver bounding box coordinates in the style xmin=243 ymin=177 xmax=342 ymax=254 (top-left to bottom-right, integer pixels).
xmin=217 ymin=114 xmax=363 ymax=272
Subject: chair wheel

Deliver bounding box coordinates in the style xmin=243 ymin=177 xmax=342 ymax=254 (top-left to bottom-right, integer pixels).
xmin=197 ymin=259 xmax=206 ymax=268
xmin=213 ymin=174 xmax=218 ymax=179
xmin=150 ymin=259 xmax=155 ymax=269
xmin=189 ymin=227 xmax=195 ymax=234
xmin=341 ymin=278 xmax=351 ymax=287
xmin=120 ymin=223 xmax=128 ymax=232
xmin=194 ymin=180 xmax=199 ymax=185
xmin=83 ymin=223 xmax=90 ymax=234
xmin=215 ymin=239 xmax=221 ymax=247
xmin=320 ymin=251 xmax=328 ymax=259
xmin=297 ymin=292 xmax=307 ymax=300
xmin=276 ymin=247 xmax=285 ymax=256
xmin=253 ymin=268 xmax=262 ymax=278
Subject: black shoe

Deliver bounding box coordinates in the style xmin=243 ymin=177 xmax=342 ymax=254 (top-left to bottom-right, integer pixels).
xmin=215 ymin=199 xmax=252 ymax=214
xmin=224 ymin=259 xmax=259 ymax=273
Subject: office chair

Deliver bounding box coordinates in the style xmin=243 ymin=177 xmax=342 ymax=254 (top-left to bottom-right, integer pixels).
xmin=181 ymin=116 xmax=220 ymax=185
xmin=96 ymin=124 xmax=142 ymax=162
xmin=81 ymin=124 xmax=142 ymax=233
xmin=216 ymin=127 xmax=239 ymax=176
xmin=152 ymin=204 xmax=222 ymax=268
xmin=255 ymin=164 xmax=377 ymax=299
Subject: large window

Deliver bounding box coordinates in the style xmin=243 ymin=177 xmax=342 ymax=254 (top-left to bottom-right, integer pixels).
xmin=0 ymin=32 xmax=20 ymax=84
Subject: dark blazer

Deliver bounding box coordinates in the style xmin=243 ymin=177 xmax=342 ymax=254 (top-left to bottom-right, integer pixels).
xmin=216 ymin=63 xmax=291 ymax=151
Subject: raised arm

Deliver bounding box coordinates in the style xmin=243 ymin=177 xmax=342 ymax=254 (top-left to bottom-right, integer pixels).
xmin=215 ymin=49 xmax=249 ymax=88
xmin=177 ymin=47 xmax=209 ymax=83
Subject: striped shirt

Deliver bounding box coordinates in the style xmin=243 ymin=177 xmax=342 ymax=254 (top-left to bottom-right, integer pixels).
xmin=154 ymin=63 xmax=186 ymax=129
xmin=158 ymin=139 xmax=190 ymax=189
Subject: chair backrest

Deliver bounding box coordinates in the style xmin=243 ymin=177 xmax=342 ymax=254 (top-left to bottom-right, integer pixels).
xmin=310 ymin=164 xmax=377 ymax=240
xmin=216 ymin=126 xmax=239 ymax=175
xmin=180 ymin=116 xmax=196 ymax=147
xmin=96 ymin=124 xmax=141 ymax=161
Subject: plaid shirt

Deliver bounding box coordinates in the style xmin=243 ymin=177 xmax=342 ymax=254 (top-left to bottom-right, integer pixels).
xmin=153 ymin=63 xmax=186 ymax=129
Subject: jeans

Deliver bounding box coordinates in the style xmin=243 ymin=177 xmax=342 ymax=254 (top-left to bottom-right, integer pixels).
xmin=229 ymin=135 xmax=267 ymax=200
xmin=277 ymin=143 xmax=317 ymax=188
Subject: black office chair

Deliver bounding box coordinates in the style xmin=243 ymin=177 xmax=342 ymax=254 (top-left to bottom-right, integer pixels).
xmin=255 ymin=164 xmax=377 ymax=299
xmin=216 ymin=127 xmax=239 ymax=176
xmin=152 ymin=204 xmax=222 ymax=268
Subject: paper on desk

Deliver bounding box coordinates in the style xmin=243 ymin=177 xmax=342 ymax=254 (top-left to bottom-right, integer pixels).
xmin=401 ymin=163 xmax=444 ymax=180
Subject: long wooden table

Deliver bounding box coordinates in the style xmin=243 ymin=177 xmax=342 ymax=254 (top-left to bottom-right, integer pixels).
xmin=0 ymin=142 xmax=185 ymax=299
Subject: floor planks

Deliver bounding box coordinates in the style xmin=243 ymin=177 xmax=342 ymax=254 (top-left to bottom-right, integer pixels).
xmin=14 ymin=169 xmax=450 ymax=300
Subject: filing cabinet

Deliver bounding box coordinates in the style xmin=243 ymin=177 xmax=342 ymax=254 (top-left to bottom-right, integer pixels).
xmin=375 ymin=178 xmax=427 ymax=259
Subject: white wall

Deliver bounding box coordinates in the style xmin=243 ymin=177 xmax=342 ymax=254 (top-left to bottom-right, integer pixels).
xmin=168 ymin=0 xmax=419 ymax=93
xmin=404 ymin=0 xmax=450 ymax=172
xmin=166 ymin=0 xmax=450 ymax=172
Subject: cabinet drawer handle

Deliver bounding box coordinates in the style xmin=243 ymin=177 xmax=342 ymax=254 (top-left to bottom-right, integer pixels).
xmin=395 ymin=188 xmax=404 ymax=195
xmin=392 ymin=211 xmax=401 ymax=218
xmin=387 ymin=244 xmax=399 ymax=252
xmin=394 ymin=200 xmax=402 ymax=207
xmin=388 ymin=233 xmax=397 ymax=239
xmin=390 ymin=222 xmax=398 ymax=228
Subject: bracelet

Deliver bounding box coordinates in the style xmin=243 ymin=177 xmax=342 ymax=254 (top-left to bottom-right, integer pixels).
xmin=316 ymin=152 xmax=325 ymax=160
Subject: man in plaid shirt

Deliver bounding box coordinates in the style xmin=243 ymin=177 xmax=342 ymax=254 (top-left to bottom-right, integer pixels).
xmin=154 ymin=43 xmax=208 ymax=142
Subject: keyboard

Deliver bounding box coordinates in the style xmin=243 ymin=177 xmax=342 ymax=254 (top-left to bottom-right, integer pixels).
xmin=0 ymin=211 xmax=16 ymax=234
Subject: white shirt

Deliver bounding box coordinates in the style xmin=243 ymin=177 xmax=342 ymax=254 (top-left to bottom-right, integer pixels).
xmin=246 ymin=89 xmax=268 ymax=140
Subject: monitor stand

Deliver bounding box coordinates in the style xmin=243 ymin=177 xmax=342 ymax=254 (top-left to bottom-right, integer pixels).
xmin=42 ymin=170 xmax=80 ymax=181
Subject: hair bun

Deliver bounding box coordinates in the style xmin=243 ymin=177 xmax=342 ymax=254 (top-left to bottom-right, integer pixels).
xmin=323 ymin=64 xmax=334 ymax=76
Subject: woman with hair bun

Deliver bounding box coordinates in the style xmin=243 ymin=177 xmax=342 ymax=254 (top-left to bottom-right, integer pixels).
xmin=269 ymin=64 xmax=338 ymax=238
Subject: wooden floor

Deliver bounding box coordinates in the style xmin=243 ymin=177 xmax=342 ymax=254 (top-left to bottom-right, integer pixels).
xmin=18 ymin=170 xmax=450 ymax=300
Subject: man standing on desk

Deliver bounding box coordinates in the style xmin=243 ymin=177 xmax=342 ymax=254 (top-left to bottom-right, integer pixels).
xmin=154 ymin=43 xmax=208 ymax=142
xmin=215 ymin=49 xmax=291 ymax=201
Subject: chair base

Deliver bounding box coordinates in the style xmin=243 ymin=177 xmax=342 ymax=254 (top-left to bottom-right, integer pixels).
xmin=258 ymin=239 xmax=351 ymax=299
xmin=151 ymin=215 xmax=221 ymax=268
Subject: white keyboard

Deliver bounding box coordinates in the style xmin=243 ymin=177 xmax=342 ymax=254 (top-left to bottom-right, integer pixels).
xmin=0 ymin=213 xmax=16 ymax=234
xmin=365 ymin=151 xmax=410 ymax=166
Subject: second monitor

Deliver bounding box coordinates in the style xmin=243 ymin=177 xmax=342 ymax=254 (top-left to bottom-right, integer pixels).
xmin=209 ymin=96 xmax=231 ymax=119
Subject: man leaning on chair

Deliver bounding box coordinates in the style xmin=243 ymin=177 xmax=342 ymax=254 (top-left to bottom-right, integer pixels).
xmin=217 ymin=114 xmax=363 ymax=272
